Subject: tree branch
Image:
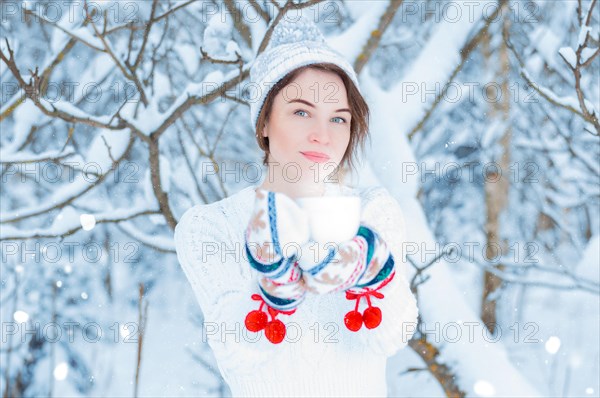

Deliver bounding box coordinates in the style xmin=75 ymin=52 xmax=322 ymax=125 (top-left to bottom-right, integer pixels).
xmin=0 ymin=209 xmax=158 ymax=240
xmin=85 ymin=1 xmax=149 ymax=106
xmin=354 ymin=0 xmax=404 ymax=74
xmin=408 ymin=0 xmax=506 ymax=141
xmin=0 ymin=133 xmax=136 ymax=224
xmin=132 ymin=0 xmax=159 ymax=70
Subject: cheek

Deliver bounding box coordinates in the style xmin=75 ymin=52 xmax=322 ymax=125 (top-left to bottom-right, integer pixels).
xmin=268 ymin=127 xmax=299 ymax=156
xmin=338 ymin=131 xmax=351 ymax=154
xmin=274 ymin=128 xmax=296 ymax=146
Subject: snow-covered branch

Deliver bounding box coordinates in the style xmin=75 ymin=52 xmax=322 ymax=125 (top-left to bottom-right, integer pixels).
xmin=506 ymin=0 xmax=599 ymax=135
xmin=0 ymin=207 xmax=159 ymax=241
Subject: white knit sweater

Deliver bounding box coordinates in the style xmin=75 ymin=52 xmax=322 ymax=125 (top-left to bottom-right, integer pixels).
xmin=174 ymin=183 xmax=419 ymax=397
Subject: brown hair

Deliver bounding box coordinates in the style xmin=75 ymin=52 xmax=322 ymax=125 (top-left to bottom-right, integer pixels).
xmin=254 ymin=63 xmax=370 ymax=177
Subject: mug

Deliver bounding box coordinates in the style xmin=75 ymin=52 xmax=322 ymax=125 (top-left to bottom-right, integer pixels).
xmin=295 ymin=195 xmax=361 ymax=244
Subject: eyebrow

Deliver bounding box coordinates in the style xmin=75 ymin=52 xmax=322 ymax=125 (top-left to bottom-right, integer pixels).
xmin=288 ymin=99 xmax=351 ymax=114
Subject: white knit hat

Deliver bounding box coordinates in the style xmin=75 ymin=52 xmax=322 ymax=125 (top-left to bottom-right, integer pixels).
xmin=249 ymin=14 xmax=360 ymax=130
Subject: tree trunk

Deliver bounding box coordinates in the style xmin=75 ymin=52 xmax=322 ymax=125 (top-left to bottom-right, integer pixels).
xmin=481 ymin=11 xmax=512 ymax=334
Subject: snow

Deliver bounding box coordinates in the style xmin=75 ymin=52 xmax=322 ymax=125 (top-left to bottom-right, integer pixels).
xmin=532 ymin=26 xmax=562 ymax=64
xmin=117 ymin=222 xmax=176 ymax=252
xmin=344 ymin=1 xmax=380 ymax=21
xmin=225 ymin=40 xmax=241 ymax=58
xmin=578 ymin=24 xmax=592 ymax=48
xmin=522 ymin=69 xmax=582 ymax=110
xmin=345 ymin=2 xmax=550 ymax=392
xmin=159 ymin=154 xmax=171 ymax=193
xmin=87 ymin=129 xmax=130 ymax=167
xmin=0 ymin=36 xmax=13 ymax=54
xmin=0 ymin=148 xmax=76 ymax=163
xmin=80 ymin=214 xmax=97 ymax=231
xmin=354 ymin=29 xmax=494 ymax=197
xmin=358 ymin=0 xmax=495 ymax=150
xmin=480 ymin=119 xmax=506 ymax=149
xmin=0 ymin=128 xmax=132 ymax=223
xmin=176 ymin=44 xmax=200 ymax=76
xmin=528 ymin=25 xmax=573 ymax=82
xmin=121 ymin=65 xmax=249 ymax=135
xmin=68 ymin=53 xmax=116 ymax=103
xmin=584 ymin=99 xmax=598 ymax=116
xmin=0 ymin=204 xmax=154 ymax=240
xmin=13 ymin=311 xmax=29 ymax=323
xmin=328 ymin=1 xmax=390 ymax=61
xmin=501 ymin=244 xmax=600 ymax=396
xmin=581 ymin=47 xmax=598 ymax=64
xmin=0 ymin=101 xmax=44 ymax=156
xmin=558 ymin=46 xmax=577 ymax=69
xmin=96 ymin=269 xmax=217 ymax=398
xmin=203 ymin=14 xmax=238 ymax=61
xmin=30 ymin=7 xmax=104 ymax=50
xmin=53 ymin=362 xmax=69 ymax=381
xmin=38 ymin=98 xmax=116 ymax=126
xmin=576 ymin=235 xmax=600 ymax=283
xmin=352 ymin=73 xmax=542 ymax=396
xmin=247 ymin=7 xmax=268 ymax=54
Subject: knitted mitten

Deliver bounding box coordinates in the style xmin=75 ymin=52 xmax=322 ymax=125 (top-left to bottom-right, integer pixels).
xmin=244 ymin=189 xmax=310 ymax=343
xmin=298 ymin=225 xmax=396 ymax=332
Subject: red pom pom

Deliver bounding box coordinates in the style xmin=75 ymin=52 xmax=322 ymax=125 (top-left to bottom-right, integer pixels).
xmin=344 ymin=310 xmax=363 ymax=332
xmin=363 ymin=306 xmax=382 ymax=329
xmin=245 ymin=310 xmax=268 ymax=332
xmin=265 ymin=320 xmax=286 ymax=344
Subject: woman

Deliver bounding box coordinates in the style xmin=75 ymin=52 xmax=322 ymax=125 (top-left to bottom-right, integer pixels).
xmin=174 ymin=15 xmax=418 ymax=397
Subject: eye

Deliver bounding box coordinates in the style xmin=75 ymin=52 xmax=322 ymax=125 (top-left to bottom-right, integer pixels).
xmin=331 ymin=116 xmax=347 ymax=124
xmin=294 ymin=110 xmax=308 ymax=117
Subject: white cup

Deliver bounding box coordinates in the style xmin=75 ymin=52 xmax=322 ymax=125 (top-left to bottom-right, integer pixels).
xmin=295 ymin=195 xmax=361 ymax=244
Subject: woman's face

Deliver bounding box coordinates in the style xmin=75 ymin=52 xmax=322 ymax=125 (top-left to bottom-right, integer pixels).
xmin=262 ymin=68 xmax=351 ymax=184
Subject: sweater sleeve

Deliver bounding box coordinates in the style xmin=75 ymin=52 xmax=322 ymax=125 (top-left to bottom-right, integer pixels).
xmin=174 ymin=205 xmax=251 ymax=321
xmin=174 ymin=203 xmax=281 ymax=373
xmin=356 ymin=186 xmax=419 ymax=357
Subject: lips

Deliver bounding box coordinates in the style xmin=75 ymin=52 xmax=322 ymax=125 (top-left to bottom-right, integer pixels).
xmin=301 ymin=151 xmax=330 ymax=163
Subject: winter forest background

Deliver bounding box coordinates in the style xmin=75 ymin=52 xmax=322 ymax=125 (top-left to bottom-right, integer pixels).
xmin=1 ymin=0 xmax=599 ymax=397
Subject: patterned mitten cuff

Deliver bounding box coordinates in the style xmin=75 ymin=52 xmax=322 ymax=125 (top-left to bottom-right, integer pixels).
xmin=298 ymin=225 xmax=393 ymax=294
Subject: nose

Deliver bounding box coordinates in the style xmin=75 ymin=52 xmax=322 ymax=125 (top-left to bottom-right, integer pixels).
xmin=307 ymin=119 xmax=330 ymax=144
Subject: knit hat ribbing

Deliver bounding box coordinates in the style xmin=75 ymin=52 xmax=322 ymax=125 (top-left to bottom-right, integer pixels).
xmin=249 ymin=15 xmax=360 ymax=130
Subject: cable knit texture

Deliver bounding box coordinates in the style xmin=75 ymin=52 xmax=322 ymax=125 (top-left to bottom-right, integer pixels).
xmin=174 ymin=184 xmax=419 ymax=397
xmin=249 ymin=15 xmax=360 ymax=129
